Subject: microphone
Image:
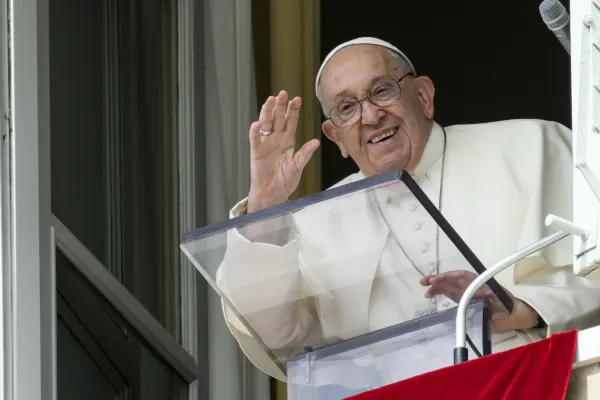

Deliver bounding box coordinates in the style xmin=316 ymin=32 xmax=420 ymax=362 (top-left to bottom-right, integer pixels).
xmin=539 ymin=0 xmax=571 ymax=55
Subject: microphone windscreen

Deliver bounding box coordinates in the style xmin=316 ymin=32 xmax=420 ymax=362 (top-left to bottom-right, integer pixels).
xmin=539 ymin=0 xmax=569 ymax=30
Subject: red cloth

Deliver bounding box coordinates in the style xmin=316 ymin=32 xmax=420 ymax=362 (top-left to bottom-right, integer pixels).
xmin=346 ymin=330 xmax=578 ymax=400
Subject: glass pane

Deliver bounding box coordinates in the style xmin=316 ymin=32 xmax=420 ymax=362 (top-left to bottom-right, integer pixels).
xmin=49 ymin=0 xmax=180 ymax=335
xmin=50 ymin=0 xmax=108 ymax=267
xmin=56 ymin=249 xmax=188 ymax=400
xmin=57 ymin=320 xmax=119 ymax=400
xmin=181 ymin=170 xmax=511 ymax=373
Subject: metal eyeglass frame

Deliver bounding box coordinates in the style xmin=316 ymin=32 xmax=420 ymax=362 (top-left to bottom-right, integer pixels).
xmin=325 ymin=72 xmax=415 ymax=128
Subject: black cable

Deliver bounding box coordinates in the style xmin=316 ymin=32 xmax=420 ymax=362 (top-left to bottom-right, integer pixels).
xmin=466 ymin=333 xmax=483 ymax=358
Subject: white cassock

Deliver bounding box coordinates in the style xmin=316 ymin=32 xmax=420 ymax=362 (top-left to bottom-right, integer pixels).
xmin=215 ymin=119 xmax=600 ymax=382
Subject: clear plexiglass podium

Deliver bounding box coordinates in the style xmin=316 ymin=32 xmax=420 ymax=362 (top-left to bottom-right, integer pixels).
xmin=285 ymin=300 xmax=491 ymax=399
xmin=180 ymin=170 xmax=512 ymax=399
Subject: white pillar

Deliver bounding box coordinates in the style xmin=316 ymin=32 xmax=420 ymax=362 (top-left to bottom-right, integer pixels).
xmin=2 ymin=1 xmax=54 ymax=399
xmin=571 ymin=0 xmax=600 ymax=276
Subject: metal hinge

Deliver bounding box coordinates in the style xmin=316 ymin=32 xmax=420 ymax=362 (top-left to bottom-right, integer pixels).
xmin=2 ymin=109 xmax=11 ymax=145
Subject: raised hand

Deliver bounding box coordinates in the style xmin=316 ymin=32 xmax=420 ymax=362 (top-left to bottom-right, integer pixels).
xmin=247 ymin=90 xmax=320 ymax=213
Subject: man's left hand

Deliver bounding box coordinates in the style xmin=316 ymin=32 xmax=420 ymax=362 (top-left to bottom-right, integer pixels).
xmin=419 ymin=270 xmax=541 ymax=333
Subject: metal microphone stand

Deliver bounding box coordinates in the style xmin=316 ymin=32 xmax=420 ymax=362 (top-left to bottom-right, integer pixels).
xmin=453 ymin=215 xmax=589 ymax=364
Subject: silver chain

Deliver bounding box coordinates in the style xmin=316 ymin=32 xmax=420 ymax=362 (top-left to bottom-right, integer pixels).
xmin=435 ymin=127 xmax=447 ymax=276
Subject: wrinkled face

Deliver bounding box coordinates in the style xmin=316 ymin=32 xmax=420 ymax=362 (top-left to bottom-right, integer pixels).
xmin=320 ymin=45 xmax=436 ymax=177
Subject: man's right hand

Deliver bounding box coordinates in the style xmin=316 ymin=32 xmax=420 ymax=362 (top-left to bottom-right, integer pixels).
xmin=247 ymin=90 xmax=320 ymax=213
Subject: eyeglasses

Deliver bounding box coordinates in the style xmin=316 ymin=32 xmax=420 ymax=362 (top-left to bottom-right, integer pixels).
xmin=326 ymin=72 xmax=414 ymax=128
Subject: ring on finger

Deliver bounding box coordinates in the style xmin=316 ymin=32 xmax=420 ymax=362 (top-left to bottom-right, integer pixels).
xmin=259 ymin=129 xmax=272 ymax=136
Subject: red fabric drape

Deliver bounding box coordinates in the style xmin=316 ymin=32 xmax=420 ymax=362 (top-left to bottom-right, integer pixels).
xmin=346 ymin=330 xmax=578 ymax=400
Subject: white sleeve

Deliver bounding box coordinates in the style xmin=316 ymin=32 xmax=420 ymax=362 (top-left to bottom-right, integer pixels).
xmin=510 ymin=121 xmax=600 ymax=334
xmin=216 ymin=198 xmax=320 ymax=355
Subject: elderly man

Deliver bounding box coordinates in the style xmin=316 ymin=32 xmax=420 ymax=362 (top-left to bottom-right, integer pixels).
xmin=216 ymin=37 xmax=600 ymax=381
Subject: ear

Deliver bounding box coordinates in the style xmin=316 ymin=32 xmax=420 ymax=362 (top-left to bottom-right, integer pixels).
xmin=322 ymin=120 xmax=349 ymax=158
xmin=415 ymin=76 xmax=435 ymax=120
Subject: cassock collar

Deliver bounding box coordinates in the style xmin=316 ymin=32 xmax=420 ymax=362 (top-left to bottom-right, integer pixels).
xmin=411 ymin=121 xmax=445 ymax=178
xmin=355 ymin=121 xmax=445 ymax=180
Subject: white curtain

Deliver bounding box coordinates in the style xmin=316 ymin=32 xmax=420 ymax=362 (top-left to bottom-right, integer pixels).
xmin=204 ymin=0 xmax=270 ymax=399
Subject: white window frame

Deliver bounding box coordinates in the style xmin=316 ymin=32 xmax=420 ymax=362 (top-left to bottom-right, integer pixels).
xmin=4 ymin=1 xmax=54 ymax=399
xmin=2 ymin=0 xmax=201 ymax=399
xmin=571 ymin=0 xmax=600 ymax=276
xmin=52 ymin=216 xmax=199 ymax=383
xmin=177 ymin=0 xmax=202 ymax=394
xmin=1 ymin=2 xmax=12 ymax=399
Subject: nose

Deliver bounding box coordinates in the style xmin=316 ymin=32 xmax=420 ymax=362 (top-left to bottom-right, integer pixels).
xmin=360 ymin=100 xmax=384 ymax=125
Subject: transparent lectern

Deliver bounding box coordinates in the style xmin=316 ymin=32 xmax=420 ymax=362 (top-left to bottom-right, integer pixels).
xmin=180 ymin=170 xmax=512 ymax=399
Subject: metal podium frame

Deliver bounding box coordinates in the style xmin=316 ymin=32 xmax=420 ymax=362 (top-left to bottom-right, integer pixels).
xmin=288 ymin=299 xmax=493 ymax=364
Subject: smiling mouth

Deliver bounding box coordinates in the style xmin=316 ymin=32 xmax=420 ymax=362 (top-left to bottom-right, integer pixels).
xmin=369 ymin=128 xmax=398 ymax=144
